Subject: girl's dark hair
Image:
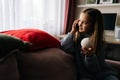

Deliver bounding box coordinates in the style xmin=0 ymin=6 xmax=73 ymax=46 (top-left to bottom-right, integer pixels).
xmin=79 ymin=8 xmax=104 ymax=53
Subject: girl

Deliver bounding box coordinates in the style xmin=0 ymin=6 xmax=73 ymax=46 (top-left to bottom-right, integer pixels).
xmin=61 ymin=8 xmax=119 ymax=80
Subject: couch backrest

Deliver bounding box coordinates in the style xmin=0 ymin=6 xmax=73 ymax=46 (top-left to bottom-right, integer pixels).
xmin=17 ymin=48 xmax=77 ymax=80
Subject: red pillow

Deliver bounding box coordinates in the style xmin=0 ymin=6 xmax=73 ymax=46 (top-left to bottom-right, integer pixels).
xmin=0 ymin=29 xmax=61 ymax=51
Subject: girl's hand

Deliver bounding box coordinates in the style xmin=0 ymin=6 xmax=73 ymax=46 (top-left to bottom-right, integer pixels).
xmin=70 ymin=19 xmax=79 ymax=34
xmin=82 ymin=47 xmax=94 ymax=56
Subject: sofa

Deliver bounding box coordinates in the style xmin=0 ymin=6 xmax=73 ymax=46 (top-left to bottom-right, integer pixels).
xmin=0 ymin=47 xmax=120 ymax=80
xmin=0 ymin=48 xmax=76 ymax=80
xmin=0 ymin=29 xmax=120 ymax=80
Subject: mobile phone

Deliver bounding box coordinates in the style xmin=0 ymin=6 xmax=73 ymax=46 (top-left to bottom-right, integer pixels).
xmin=76 ymin=24 xmax=79 ymax=31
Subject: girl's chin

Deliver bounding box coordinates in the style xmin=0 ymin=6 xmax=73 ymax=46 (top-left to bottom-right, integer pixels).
xmin=79 ymin=30 xmax=85 ymax=32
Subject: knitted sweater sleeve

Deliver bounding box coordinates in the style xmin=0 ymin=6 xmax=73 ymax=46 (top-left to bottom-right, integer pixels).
xmin=61 ymin=33 xmax=75 ymax=55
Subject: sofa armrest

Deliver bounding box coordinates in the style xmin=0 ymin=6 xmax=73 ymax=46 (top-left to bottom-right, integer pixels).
xmin=106 ymin=59 xmax=120 ymax=70
xmin=105 ymin=59 xmax=120 ymax=79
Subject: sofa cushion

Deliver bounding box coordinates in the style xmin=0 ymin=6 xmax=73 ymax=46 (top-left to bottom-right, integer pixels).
xmin=0 ymin=34 xmax=29 ymax=60
xmin=0 ymin=53 xmax=19 ymax=80
xmin=1 ymin=29 xmax=61 ymax=51
xmin=17 ymin=48 xmax=76 ymax=80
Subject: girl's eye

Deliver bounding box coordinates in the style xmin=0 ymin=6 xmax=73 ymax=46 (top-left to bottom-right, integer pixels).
xmin=79 ymin=20 xmax=90 ymax=25
xmin=84 ymin=21 xmax=90 ymax=25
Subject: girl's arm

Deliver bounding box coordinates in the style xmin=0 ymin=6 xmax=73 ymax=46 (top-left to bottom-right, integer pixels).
xmin=61 ymin=19 xmax=80 ymax=54
xmin=61 ymin=33 xmax=75 ymax=54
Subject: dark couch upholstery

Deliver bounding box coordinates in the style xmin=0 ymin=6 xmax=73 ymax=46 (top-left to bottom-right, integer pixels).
xmin=0 ymin=48 xmax=120 ymax=80
xmin=105 ymin=59 xmax=120 ymax=79
xmin=17 ymin=48 xmax=76 ymax=80
xmin=0 ymin=54 xmax=19 ymax=80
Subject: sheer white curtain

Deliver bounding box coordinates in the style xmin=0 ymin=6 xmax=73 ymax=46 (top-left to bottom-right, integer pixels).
xmin=0 ymin=0 xmax=65 ymax=35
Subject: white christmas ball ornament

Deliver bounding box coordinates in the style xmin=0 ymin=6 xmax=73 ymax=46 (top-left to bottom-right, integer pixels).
xmin=81 ymin=38 xmax=93 ymax=48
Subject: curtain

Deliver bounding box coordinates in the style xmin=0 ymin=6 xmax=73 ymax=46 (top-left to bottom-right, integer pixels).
xmin=0 ymin=0 xmax=65 ymax=36
xmin=63 ymin=0 xmax=76 ymax=34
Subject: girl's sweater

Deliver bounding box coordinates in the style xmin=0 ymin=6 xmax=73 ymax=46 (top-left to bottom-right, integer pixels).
xmin=61 ymin=33 xmax=118 ymax=80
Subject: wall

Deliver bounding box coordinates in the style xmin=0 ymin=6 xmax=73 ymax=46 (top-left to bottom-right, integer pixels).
xmin=75 ymin=0 xmax=120 ymax=26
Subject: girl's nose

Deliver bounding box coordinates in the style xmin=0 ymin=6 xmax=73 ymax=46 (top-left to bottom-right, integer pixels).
xmin=79 ymin=21 xmax=82 ymax=27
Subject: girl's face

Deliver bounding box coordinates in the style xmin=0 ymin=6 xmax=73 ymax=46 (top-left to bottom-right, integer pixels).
xmin=78 ymin=13 xmax=92 ymax=33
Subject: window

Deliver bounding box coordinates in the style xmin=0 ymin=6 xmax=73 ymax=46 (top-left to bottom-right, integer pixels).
xmin=0 ymin=0 xmax=65 ymax=35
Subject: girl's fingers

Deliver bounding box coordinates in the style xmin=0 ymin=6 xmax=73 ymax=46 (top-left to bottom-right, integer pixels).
xmin=82 ymin=47 xmax=94 ymax=55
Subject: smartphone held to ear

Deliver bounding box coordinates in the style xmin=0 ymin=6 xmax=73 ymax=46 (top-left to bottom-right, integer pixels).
xmin=76 ymin=24 xmax=79 ymax=31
